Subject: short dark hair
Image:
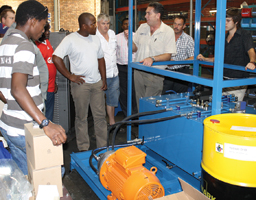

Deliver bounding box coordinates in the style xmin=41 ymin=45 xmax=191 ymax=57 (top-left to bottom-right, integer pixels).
xmin=16 ymin=0 xmax=48 ymax=26
xmin=122 ymin=18 xmax=128 ymax=25
xmin=174 ymin=15 xmax=186 ymax=25
xmin=38 ymin=22 xmax=50 ymax=42
xmin=226 ymin=7 xmax=241 ymax=29
xmin=1 ymin=9 xmax=15 ymax=21
xmin=148 ymin=2 xmax=164 ymax=20
xmin=78 ymin=12 xmax=94 ymax=28
xmin=0 ymin=5 xmax=12 ymax=15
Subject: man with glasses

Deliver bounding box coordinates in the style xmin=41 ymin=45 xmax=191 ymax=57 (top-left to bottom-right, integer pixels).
xmin=0 ymin=5 xmax=13 ymax=38
xmin=0 ymin=9 xmax=15 ymax=29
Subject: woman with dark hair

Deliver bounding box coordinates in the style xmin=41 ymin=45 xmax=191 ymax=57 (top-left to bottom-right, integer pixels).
xmin=36 ymin=22 xmax=57 ymax=121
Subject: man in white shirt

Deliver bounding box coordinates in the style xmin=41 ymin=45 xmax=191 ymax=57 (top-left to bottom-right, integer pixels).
xmin=116 ymin=18 xmax=137 ymax=116
xmin=53 ymin=13 xmax=107 ymax=152
xmin=96 ymin=13 xmax=119 ymax=125
xmin=131 ymin=2 xmax=176 ymax=109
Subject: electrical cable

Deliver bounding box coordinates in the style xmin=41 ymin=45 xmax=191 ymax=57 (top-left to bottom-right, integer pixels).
xmin=164 ymin=90 xmax=177 ymax=94
xmin=106 ymin=109 xmax=167 ymax=148
xmin=111 ymin=114 xmax=182 ymax=150
xmin=90 ymin=110 xmax=182 ymax=174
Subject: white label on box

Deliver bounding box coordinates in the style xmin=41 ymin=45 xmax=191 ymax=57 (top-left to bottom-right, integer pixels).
xmin=230 ymin=126 xmax=256 ymax=132
xmin=224 ymin=143 xmax=256 ymax=161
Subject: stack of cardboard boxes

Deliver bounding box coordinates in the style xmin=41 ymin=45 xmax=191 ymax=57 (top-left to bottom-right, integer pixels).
xmin=25 ymin=123 xmax=63 ymax=198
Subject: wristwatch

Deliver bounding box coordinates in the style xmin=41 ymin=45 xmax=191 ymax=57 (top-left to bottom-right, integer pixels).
xmin=150 ymin=56 xmax=155 ymax=62
xmin=39 ymin=119 xmax=50 ymax=129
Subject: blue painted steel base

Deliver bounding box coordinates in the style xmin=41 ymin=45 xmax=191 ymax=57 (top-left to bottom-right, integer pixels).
xmin=70 ymin=151 xmax=111 ymax=199
xmin=70 ymin=93 xmax=256 ymax=199
xmin=70 ymin=145 xmax=199 ymax=199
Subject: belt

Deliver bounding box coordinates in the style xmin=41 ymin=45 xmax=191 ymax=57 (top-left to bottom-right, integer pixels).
xmin=166 ymin=66 xmax=189 ymax=71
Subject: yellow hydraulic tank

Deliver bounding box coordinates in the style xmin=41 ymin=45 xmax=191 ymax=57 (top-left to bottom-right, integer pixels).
xmin=201 ymin=113 xmax=256 ymax=200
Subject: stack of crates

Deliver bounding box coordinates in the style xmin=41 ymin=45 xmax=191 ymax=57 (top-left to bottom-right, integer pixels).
xmin=241 ymin=6 xmax=256 ymax=53
xmin=241 ymin=7 xmax=256 ymax=28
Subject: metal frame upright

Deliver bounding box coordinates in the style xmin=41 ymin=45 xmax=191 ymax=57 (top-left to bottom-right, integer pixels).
xmin=126 ymin=0 xmax=256 ymax=141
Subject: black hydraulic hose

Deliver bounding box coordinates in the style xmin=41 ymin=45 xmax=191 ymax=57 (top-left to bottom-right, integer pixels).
xmin=90 ymin=111 xmax=182 ymax=174
xmin=111 ymin=114 xmax=182 ymax=150
xmin=106 ymin=109 xmax=167 ymax=148
xmin=89 ymin=149 xmax=101 ymax=174
xmin=89 ymin=146 xmax=107 ymax=174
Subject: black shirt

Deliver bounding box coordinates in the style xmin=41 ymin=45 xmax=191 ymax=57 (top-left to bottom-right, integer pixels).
xmin=224 ymin=28 xmax=255 ymax=78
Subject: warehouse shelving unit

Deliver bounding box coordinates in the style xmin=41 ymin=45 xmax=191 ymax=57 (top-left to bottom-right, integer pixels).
xmin=115 ymin=0 xmax=216 ymax=33
xmin=126 ymin=0 xmax=256 ymax=140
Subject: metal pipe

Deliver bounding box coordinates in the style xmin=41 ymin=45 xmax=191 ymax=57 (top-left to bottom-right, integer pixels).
xmin=54 ymin=0 xmax=58 ymax=31
xmin=189 ymin=0 xmax=193 ymax=36
xmin=135 ymin=0 xmax=137 ymax=30
xmin=113 ymin=0 xmax=116 ymax=32
xmin=127 ymin=0 xmax=134 ymax=141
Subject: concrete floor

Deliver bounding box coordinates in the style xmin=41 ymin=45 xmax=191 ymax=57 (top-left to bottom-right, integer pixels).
xmin=62 ymin=111 xmax=137 ymax=200
xmin=61 ymin=68 xmax=214 ymax=199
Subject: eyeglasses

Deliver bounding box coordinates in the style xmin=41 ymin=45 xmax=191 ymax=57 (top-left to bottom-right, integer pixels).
xmin=35 ymin=6 xmax=48 ymax=18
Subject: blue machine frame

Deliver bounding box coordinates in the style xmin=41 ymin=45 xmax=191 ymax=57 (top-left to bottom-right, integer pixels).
xmin=126 ymin=0 xmax=256 ymax=140
xmin=70 ymin=0 xmax=256 ymax=199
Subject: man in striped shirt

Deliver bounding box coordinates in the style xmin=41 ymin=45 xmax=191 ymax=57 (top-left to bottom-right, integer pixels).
xmin=0 ymin=0 xmax=66 ymax=175
xmin=162 ymin=15 xmax=194 ymax=94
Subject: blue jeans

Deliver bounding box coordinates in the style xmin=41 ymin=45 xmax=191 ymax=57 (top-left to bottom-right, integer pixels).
xmin=45 ymin=92 xmax=55 ymax=121
xmin=105 ymin=76 xmax=120 ymax=107
xmin=0 ymin=127 xmax=27 ymax=175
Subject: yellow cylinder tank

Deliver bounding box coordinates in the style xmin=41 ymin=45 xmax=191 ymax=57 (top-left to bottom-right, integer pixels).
xmin=202 ymin=113 xmax=256 ymax=187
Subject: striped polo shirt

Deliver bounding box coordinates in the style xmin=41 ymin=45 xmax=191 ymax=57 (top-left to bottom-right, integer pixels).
xmin=0 ymin=29 xmax=44 ymax=136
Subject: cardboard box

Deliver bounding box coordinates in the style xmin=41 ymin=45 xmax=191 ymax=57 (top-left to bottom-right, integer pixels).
xmin=156 ymin=178 xmax=210 ymax=200
xmin=27 ymin=160 xmax=63 ymax=197
xmin=25 ymin=123 xmax=63 ymax=170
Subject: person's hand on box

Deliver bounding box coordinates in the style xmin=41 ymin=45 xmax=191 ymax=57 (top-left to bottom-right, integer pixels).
xmin=43 ymin=122 xmax=67 ymax=146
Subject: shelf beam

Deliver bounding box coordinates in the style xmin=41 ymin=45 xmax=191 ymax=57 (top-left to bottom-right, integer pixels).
xmin=116 ymin=0 xmax=195 ymax=13
xmin=139 ymin=17 xmax=216 ymax=25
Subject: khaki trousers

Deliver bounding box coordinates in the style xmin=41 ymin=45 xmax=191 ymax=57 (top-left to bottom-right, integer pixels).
xmin=134 ymin=70 xmax=164 ymax=109
xmin=71 ymin=80 xmax=107 ymax=151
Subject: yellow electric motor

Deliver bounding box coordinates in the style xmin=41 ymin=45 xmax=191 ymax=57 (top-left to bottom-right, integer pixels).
xmin=201 ymin=113 xmax=256 ymax=200
xmin=98 ymin=146 xmax=165 ymax=200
